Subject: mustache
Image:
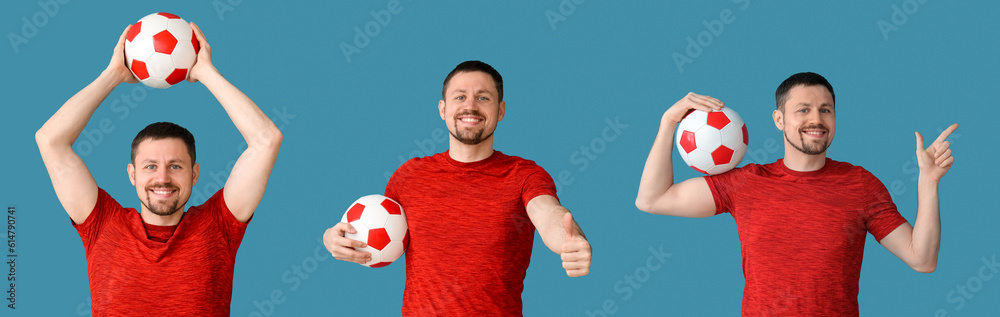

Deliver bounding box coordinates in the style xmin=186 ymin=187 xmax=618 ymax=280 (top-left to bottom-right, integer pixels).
xmin=454 ymin=109 xmax=485 ymax=119
xmin=800 ymin=124 xmax=828 ymax=131
xmin=145 ymin=183 xmax=179 ymax=190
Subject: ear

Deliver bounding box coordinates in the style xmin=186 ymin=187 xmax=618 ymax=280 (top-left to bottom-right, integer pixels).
xmin=497 ymin=100 xmax=506 ymax=122
xmin=772 ymin=109 xmax=784 ymax=131
xmin=438 ymin=100 xmax=446 ymax=121
xmin=192 ymin=163 xmax=200 ymax=186
xmin=127 ymin=163 xmax=136 ymax=186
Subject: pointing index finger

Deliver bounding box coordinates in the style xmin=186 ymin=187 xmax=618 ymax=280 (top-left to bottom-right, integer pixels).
xmin=933 ymin=123 xmax=959 ymax=146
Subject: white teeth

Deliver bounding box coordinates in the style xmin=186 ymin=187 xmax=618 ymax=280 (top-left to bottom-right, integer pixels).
xmin=460 ymin=118 xmax=481 ymax=122
xmin=152 ymin=190 xmax=173 ymax=195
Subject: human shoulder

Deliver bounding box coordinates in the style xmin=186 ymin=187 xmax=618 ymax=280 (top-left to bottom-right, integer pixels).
xmin=389 ymin=152 xmax=448 ymax=187
xmin=398 ymin=152 xmax=448 ymax=170
xmin=495 ymin=151 xmax=536 ymax=164
xmin=825 ymin=158 xmax=879 ymax=181
xmin=186 ymin=188 xmax=229 ymax=216
xmin=492 ymin=151 xmax=548 ymax=173
xmin=91 ymin=187 xmax=132 ymax=216
xmin=74 ymin=187 xmax=137 ymax=233
xmin=720 ymin=161 xmax=769 ymax=178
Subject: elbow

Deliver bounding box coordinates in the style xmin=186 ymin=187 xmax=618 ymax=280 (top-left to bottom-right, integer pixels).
xmin=909 ymin=257 xmax=938 ymax=273
xmin=35 ymin=128 xmax=52 ymax=148
xmin=636 ymin=196 xmax=673 ymax=215
xmin=253 ymin=126 xmax=283 ymax=150
xmin=912 ymin=263 xmax=937 ymax=274
xmin=34 ymin=129 xmax=45 ymax=146
xmin=635 ymin=197 xmax=652 ymax=213
xmin=269 ymin=128 xmax=283 ymax=148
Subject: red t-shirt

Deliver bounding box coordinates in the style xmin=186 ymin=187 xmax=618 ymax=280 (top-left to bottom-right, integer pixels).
xmin=74 ymin=188 xmax=248 ymax=316
xmin=705 ymin=158 xmax=908 ymax=316
xmin=385 ymin=151 xmax=558 ymax=316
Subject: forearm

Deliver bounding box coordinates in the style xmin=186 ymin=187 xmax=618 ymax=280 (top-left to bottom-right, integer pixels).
xmin=635 ymin=117 xmax=678 ymax=210
xmin=198 ymin=70 xmax=281 ymax=149
xmin=910 ymin=175 xmax=941 ymax=270
xmin=36 ymin=71 xmax=120 ymax=147
xmin=537 ymin=206 xmax=571 ymax=254
xmin=201 ymin=67 xmax=282 ymax=221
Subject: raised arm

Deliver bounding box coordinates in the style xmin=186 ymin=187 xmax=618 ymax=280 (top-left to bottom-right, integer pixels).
xmin=634 ymin=93 xmax=721 ymax=218
xmin=880 ymin=123 xmax=957 ymax=273
xmin=526 ymin=195 xmax=591 ymax=277
xmin=35 ymin=25 xmax=138 ymax=224
xmin=187 ymin=22 xmax=282 ymax=222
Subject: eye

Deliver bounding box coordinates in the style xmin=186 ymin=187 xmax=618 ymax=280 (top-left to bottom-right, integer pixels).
xmin=455 ymin=96 xmax=466 ymax=101
xmin=797 ymin=108 xmax=808 ymax=113
xmin=820 ymin=108 xmax=832 ymax=113
xmin=144 ymin=165 xmax=155 ymax=170
xmin=477 ymin=96 xmax=489 ymax=101
xmin=169 ymin=165 xmax=182 ymax=170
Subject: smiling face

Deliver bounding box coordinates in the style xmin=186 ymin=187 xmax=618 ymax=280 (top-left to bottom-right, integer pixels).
xmin=438 ymin=71 xmax=506 ymax=145
xmin=128 ymin=137 xmax=199 ymax=217
xmin=773 ymin=84 xmax=836 ymax=156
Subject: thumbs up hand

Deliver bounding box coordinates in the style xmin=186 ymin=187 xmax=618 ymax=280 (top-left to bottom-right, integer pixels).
xmin=560 ymin=212 xmax=592 ymax=277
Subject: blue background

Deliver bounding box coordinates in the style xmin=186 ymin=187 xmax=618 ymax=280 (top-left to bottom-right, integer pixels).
xmin=2 ymin=0 xmax=997 ymax=315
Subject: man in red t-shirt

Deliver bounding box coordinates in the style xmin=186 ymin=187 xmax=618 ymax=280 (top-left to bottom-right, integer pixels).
xmin=635 ymin=72 xmax=958 ymax=316
xmin=323 ymin=61 xmax=593 ymax=316
xmin=36 ymin=23 xmax=282 ymax=316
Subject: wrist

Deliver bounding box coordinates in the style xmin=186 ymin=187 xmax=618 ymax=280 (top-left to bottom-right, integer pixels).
xmin=192 ymin=65 xmax=222 ymax=83
xmin=917 ymin=173 xmax=941 ymax=189
xmin=97 ymin=69 xmax=127 ymax=87
xmin=660 ymin=111 xmax=680 ymax=125
xmin=659 ymin=115 xmax=679 ymax=135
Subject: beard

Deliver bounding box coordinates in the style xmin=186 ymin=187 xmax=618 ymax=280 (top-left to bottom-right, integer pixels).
xmin=785 ymin=124 xmax=831 ymax=155
xmin=450 ymin=109 xmax=496 ymax=145
xmin=141 ymin=183 xmax=185 ymax=216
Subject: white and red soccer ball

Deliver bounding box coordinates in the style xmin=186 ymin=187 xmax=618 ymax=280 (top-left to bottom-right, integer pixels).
xmin=341 ymin=195 xmax=409 ymax=268
xmin=124 ymin=12 xmax=199 ymax=89
xmin=676 ymin=107 xmax=748 ymax=175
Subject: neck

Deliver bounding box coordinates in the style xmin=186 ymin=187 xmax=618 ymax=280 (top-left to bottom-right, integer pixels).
xmin=140 ymin=208 xmax=184 ymax=226
xmin=781 ymin=146 xmax=827 ymax=172
xmin=447 ymin=138 xmax=495 ymax=163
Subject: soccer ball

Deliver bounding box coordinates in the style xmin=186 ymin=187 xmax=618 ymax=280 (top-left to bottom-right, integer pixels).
xmin=124 ymin=12 xmax=199 ymax=89
xmin=675 ymin=107 xmax=748 ymax=175
xmin=341 ymin=195 xmax=409 ymax=268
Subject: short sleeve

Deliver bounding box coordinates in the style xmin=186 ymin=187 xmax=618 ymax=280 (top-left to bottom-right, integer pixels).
xmin=520 ymin=164 xmax=558 ymax=208
xmin=190 ymin=188 xmax=248 ymax=253
xmin=861 ymin=174 xmax=908 ymax=241
xmin=385 ymin=160 xmax=411 ymax=203
xmin=704 ymin=165 xmax=752 ymax=215
xmin=74 ymin=188 xmax=122 ymax=252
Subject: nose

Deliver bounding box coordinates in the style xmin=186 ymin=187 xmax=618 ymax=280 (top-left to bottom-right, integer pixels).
xmin=152 ymin=166 xmax=169 ymax=182
xmin=807 ymin=110 xmax=822 ymax=125
xmin=457 ymin=98 xmax=477 ymax=110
